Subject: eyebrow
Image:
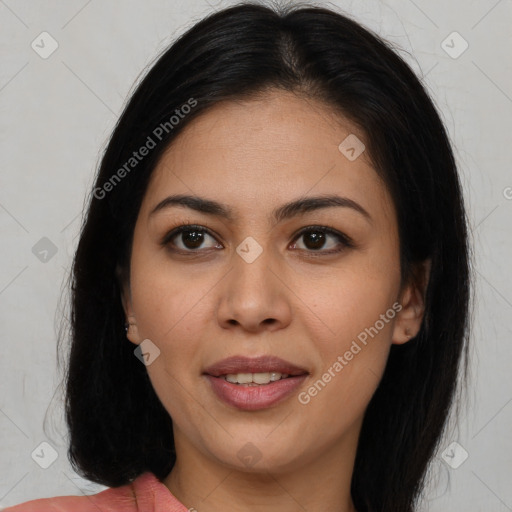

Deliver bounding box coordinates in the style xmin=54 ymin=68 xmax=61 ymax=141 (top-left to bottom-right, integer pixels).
xmin=149 ymin=193 xmax=372 ymax=224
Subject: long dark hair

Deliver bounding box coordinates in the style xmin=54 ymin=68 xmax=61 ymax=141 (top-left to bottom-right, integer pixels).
xmin=57 ymin=3 xmax=471 ymax=511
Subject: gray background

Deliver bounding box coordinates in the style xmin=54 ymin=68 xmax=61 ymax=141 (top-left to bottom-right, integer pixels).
xmin=0 ymin=0 xmax=511 ymax=510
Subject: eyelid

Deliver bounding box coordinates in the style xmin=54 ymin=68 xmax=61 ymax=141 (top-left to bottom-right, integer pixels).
xmin=160 ymin=221 xmax=354 ymax=254
xmin=291 ymin=225 xmax=354 ymax=248
xmin=160 ymin=222 xmax=217 ymax=246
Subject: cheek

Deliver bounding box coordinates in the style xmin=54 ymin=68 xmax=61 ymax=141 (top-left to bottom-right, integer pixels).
xmin=299 ymin=246 xmax=400 ymax=343
xmin=128 ymin=249 xmax=217 ymax=403
xmin=295 ymin=246 xmax=400 ymax=410
xmin=129 ymin=241 xmax=206 ymax=340
xmin=128 ymin=249 xmax=209 ymax=423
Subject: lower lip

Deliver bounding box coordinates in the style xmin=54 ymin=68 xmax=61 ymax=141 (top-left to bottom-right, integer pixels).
xmin=204 ymin=374 xmax=308 ymax=411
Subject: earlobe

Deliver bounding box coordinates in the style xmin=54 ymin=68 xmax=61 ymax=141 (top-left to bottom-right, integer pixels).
xmin=392 ymin=259 xmax=431 ymax=345
xmin=125 ymin=317 xmax=142 ymax=345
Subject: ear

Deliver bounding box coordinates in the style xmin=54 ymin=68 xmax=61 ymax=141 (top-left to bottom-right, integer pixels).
xmin=392 ymin=259 xmax=431 ymax=344
xmin=117 ymin=263 xmax=142 ymax=346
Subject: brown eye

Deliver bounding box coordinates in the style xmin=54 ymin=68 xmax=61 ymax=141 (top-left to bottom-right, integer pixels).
xmin=161 ymin=224 xmax=352 ymax=256
xmin=179 ymin=229 xmax=206 ymax=249
xmin=163 ymin=225 xmax=221 ymax=252
xmin=291 ymin=226 xmax=353 ymax=254
xmin=302 ymin=231 xmax=327 ymax=250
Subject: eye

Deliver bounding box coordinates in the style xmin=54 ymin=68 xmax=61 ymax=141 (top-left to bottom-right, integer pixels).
xmin=161 ymin=223 xmax=353 ymax=256
xmin=162 ymin=224 xmax=222 ymax=252
xmin=290 ymin=226 xmax=353 ymax=254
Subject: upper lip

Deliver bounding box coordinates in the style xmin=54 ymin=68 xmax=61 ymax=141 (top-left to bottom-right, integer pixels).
xmin=203 ymin=355 xmax=308 ymax=377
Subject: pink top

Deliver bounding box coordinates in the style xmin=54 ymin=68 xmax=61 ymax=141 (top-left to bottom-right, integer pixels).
xmin=2 ymin=472 xmax=189 ymax=512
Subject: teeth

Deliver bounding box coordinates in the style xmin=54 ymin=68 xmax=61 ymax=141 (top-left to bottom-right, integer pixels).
xmin=236 ymin=373 xmax=252 ymax=384
xmin=223 ymin=372 xmax=289 ymax=385
xmin=254 ymin=372 xmax=271 ymax=384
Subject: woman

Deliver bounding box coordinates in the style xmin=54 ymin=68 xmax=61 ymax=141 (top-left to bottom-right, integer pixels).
xmin=5 ymin=2 xmax=470 ymax=511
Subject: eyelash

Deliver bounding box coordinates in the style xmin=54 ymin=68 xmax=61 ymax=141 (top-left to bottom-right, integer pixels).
xmin=160 ymin=221 xmax=354 ymax=257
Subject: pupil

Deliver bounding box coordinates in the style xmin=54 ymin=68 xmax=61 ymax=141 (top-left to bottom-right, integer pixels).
xmin=305 ymin=232 xmax=325 ymax=250
xmin=183 ymin=230 xmax=203 ymax=248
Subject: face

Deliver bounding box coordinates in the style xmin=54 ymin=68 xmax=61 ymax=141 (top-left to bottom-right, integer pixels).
xmin=121 ymin=89 xmax=425 ymax=475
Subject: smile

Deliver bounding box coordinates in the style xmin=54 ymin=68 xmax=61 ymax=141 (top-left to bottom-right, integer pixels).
xmin=203 ymin=355 xmax=309 ymax=410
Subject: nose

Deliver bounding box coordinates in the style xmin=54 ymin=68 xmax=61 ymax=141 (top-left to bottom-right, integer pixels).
xmin=215 ymin=241 xmax=292 ymax=334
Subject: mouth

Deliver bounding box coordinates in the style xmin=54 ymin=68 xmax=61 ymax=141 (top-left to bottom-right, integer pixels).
xmin=203 ymin=354 xmax=308 ymax=378
xmin=203 ymin=355 xmax=309 ymax=410
xmin=219 ymin=371 xmax=292 ymax=386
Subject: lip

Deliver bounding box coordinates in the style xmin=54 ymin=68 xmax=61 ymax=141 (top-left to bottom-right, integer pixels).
xmin=204 ymin=374 xmax=308 ymax=411
xmin=203 ymin=355 xmax=309 ymax=411
xmin=203 ymin=355 xmax=308 ymax=377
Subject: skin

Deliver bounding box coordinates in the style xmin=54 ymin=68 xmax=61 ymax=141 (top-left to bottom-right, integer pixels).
xmin=121 ymin=89 xmax=429 ymax=512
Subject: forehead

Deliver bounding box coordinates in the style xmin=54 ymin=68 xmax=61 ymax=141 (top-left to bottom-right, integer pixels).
xmin=140 ymin=90 xmax=394 ymax=226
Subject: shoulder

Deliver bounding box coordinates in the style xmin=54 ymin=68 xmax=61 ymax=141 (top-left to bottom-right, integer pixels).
xmin=2 ymin=472 xmax=189 ymax=512
xmin=1 ymin=472 xmax=164 ymax=512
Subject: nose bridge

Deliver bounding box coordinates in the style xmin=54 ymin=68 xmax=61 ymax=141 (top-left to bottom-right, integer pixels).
xmin=231 ymin=234 xmax=275 ymax=298
xmin=216 ymin=234 xmax=291 ymax=331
